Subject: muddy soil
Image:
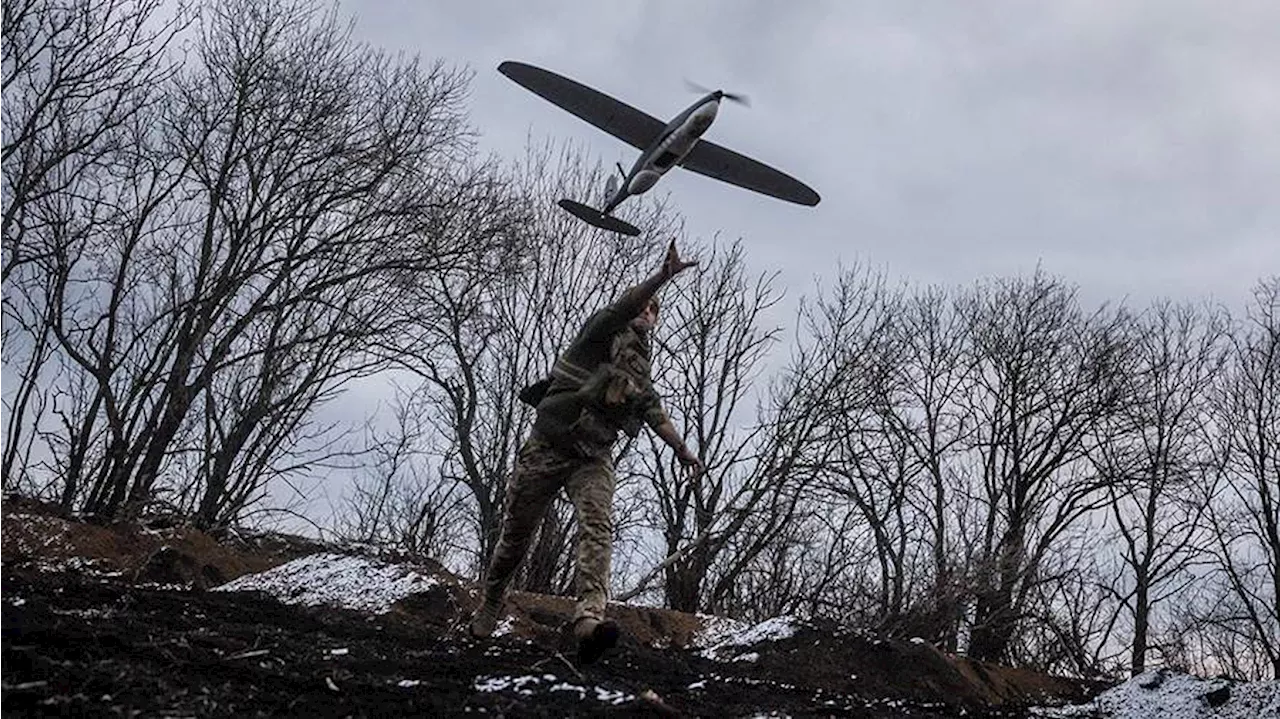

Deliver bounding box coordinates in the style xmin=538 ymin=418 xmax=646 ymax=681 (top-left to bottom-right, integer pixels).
xmin=1 ymin=499 xmax=1105 ymax=717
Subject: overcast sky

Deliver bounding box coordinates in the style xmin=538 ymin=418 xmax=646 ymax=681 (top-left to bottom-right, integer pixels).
xmin=340 ymin=0 xmax=1279 ymax=312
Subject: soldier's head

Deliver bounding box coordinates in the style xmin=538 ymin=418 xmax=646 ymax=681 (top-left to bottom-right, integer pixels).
xmin=632 ymin=297 xmax=660 ymax=331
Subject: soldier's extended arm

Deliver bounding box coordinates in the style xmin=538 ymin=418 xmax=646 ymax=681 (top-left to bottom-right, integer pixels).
xmin=613 ymin=240 xmax=699 ymax=318
xmin=652 ymin=419 xmax=704 ymax=475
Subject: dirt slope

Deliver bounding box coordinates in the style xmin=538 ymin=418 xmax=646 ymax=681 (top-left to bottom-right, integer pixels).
xmin=2 ymin=497 xmax=1105 ymax=717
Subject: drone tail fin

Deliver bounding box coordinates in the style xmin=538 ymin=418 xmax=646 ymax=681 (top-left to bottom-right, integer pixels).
xmin=557 ymin=199 xmax=641 ymax=236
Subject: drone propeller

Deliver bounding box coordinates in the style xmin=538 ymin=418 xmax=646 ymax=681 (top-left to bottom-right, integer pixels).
xmin=683 ymin=78 xmax=750 ymax=107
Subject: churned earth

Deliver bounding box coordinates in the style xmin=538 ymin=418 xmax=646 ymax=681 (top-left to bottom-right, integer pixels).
xmin=4 ymin=496 xmax=1268 ymax=718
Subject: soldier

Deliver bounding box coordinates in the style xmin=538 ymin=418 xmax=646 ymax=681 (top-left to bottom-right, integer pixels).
xmin=469 ymin=239 xmax=704 ymax=663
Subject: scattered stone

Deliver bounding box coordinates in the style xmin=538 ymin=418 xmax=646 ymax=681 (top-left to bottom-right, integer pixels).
xmin=1136 ymin=670 xmax=1165 ymax=690
xmin=1202 ymin=683 xmax=1230 ymax=708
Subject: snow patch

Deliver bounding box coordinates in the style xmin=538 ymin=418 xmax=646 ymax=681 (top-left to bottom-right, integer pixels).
xmin=594 ymin=687 xmax=633 ymax=705
xmin=492 ymin=616 xmax=515 ymax=637
xmin=702 ymin=671 xmax=801 ymax=691
xmin=23 ymin=555 xmax=124 ymax=578
xmin=1031 ymin=670 xmax=1280 ymax=719
xmin=50 ymin=607 xmax=116 ymax=619
xmin=474 ymin=674 xmax=547 ymax=696
xmin=550 ymin=682 xmax=587 ymax=699
xmin=696 ymin=615 xmax=804 ymax=661
xmin=691 ymin=613 xmax=749 ymax=648
xmin=473 ymin=674 xmax=635 ymax=705
xmin=4 ymin=513 xmax=72 ymax=553
xmin=213 ymin=553 xmax=439 ymax=614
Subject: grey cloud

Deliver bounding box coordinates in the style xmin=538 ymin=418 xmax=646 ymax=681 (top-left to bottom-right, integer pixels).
xmin=343 ymin=0 xmax=1280 ymax=309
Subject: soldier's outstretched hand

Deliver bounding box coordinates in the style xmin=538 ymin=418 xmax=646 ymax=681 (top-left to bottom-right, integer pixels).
xmin=661 ymin=239 xmax=698 ymax=279
xmin=677 ymin=448 xmax=706 ymax=478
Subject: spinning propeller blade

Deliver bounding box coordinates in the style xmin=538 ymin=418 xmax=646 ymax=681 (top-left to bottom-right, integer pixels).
xmin=683 ymin=78 xmax=750 ymax=107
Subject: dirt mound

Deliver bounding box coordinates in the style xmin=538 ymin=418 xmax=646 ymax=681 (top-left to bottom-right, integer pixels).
xmin=133 ymin=545 xmax=229 ymax=588
xmin=690 ymin=619 xmax=1101 ymax=710
xmin=2 ymin=497 xmax=1114 ymax=717
xmin=2 ymin=495 xmax=284 ymax=584
xmin=5 ymin=568 xmax=1019 ymax=717
xmin=468 ymin=591 xmax=707 ymax=649
xmin=413 ymin=593 xmax=1099 ymax=712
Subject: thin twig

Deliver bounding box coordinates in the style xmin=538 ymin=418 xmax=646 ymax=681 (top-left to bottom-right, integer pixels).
xmin=225 ymin=649 xmax=270 ymax=660
xmin=552 ymin=650 xmax=585 ymax=682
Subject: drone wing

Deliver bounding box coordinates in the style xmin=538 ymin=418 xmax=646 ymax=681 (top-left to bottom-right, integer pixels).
xmin=499 ymin=61 xmax=666 ymax=151
xmin=680 ymin=140 xmax=821 ymax=206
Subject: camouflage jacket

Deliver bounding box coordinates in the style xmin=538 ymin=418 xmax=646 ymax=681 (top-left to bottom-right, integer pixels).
xmin=532 ymin=301 xmax=669 ymax=447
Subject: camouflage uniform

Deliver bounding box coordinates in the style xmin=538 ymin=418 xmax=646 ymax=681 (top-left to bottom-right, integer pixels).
xmin=481 ymin=300 xmax=668 ymax=624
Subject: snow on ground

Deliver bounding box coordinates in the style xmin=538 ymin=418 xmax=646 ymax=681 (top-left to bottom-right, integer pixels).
xmin=473 ymin=674 xmax=635 ymax=705
xmin=691 ymin=613 xmax=749 ymax=647
xmin=2 ymin=513 xmax=75 ymax=555
xmin=213 ymin=552 xmax=438 ymax=614
xmin=1032 ymin=670 xmax=1279 ymax=719
xmin=694 ymin=615 xmax=805 ymax=661
xmin=43 ymin=557 xmax=122 ymax=576
xmin=491 ymin=615 xmax=515 ymax=637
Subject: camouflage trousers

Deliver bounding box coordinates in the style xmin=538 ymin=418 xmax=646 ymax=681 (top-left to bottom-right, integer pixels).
xmin=482 ymin=432 xmax=615 ymax=622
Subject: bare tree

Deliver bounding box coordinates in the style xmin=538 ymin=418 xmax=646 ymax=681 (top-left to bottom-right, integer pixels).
xmin=35 ymin=140 xmax=188 ymax=513
xmin=719 ymin=509 xmax=839 ymax=620
xmin=887 ymin=287 xmax=980 ymax=648
xmin=1201 ymin=277 xmax=1280 ymax=679
xmin=733 ymin=507 xmax=871 ymax=622
xmin=336 ymin=391 xmax=471 ymax=559
xmin=1167 ymin=582 xmax=1277 ymax=680
xmin=629 ymin=264 xmax=901 ymax=618
xmin=4 ymin=0 xmax=495 ymax=529
xmin=1 ymin=262 xmax=57 ymax=493
xmin=623 ymin=240 xmax=785 ymax=612
xmin=958 ymin=271 xmax=1132 ymax=664
xmin=1093 ymin=300 xmax=1229 ymax=674
xmin=2 ymin=0 xmax=182 ymax=280
xmin=822 ymin=398 xmax=930 ymax=635
xmin=1018 ymin=534 xmax=1120 ymax=677
xmin=825 ymin=284 xmax=978 ymax=647
xmin=2 ymin=0 xmax=183 ymax=492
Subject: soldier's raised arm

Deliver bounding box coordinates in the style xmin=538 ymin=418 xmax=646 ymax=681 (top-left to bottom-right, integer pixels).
xmin=611 ymin=240 xmax=699 ymax=321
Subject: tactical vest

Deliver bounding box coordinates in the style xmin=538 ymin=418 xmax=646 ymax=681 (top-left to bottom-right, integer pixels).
xmin=525 ymin=327 xmax=658 ymax=445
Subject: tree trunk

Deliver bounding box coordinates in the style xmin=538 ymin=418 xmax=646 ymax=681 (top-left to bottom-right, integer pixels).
xmin=1131 ymin=580 xmax=1150 ymax=674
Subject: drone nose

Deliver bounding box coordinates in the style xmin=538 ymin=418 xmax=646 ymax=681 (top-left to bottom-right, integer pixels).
xmin=690 ymin=101 xmax=718 ymax=132
xmin=685 ymin=79 xmax=750 ymax=107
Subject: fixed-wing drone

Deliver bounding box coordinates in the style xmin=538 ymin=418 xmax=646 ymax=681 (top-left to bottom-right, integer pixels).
xmin=498 ymin=61 xmax=820 ymax=236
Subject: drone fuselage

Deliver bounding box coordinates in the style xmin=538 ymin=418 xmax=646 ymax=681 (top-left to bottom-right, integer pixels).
xmin=600 ymin=93 xmax=721 ymax=213
xmin=498 ymin=60 xmax=820 ymax=234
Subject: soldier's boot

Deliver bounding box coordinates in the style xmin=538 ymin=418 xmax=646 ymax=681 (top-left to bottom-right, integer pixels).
xmin=469 ymin=600 xmax=502 ymax=639
xmin=573 ymin=616 xmax=620 ymax=664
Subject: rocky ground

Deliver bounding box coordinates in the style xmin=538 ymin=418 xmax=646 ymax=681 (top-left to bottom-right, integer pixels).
xmin=0 ymin=496 xmax=1152 ymax=717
